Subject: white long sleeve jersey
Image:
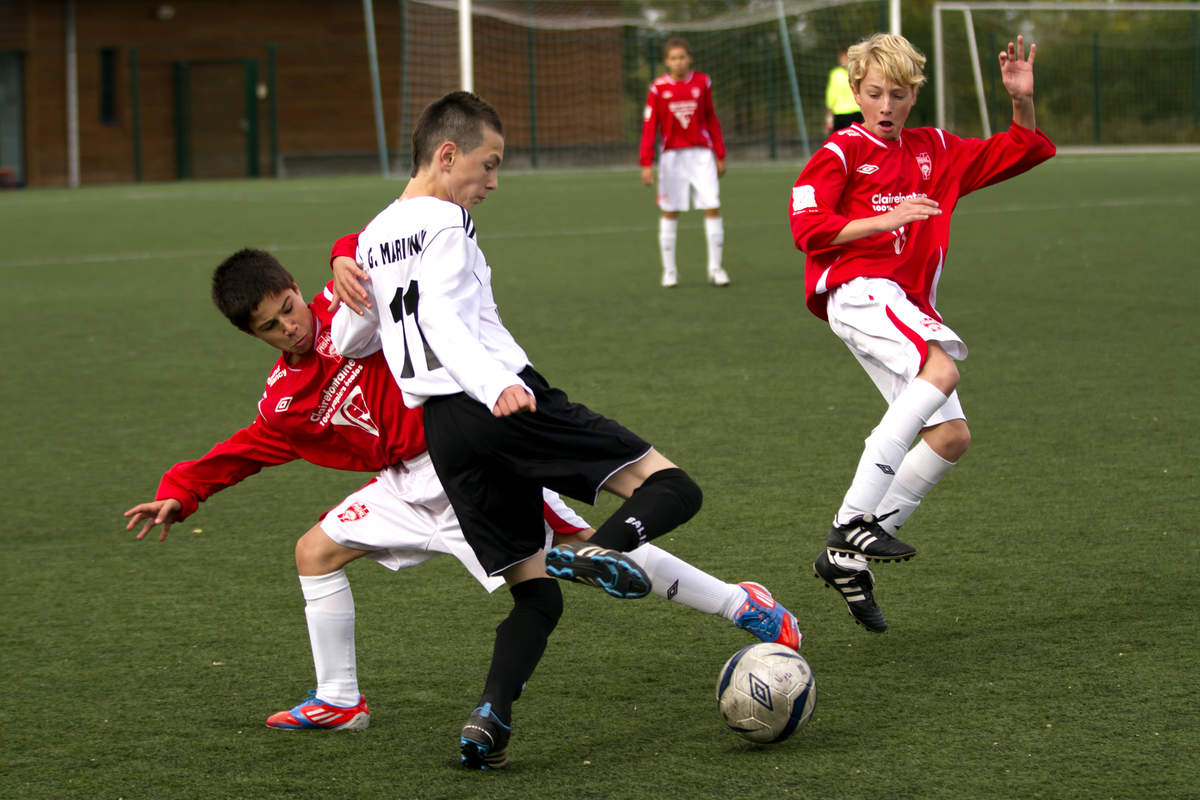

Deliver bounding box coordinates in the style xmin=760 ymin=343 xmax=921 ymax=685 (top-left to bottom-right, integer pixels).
xmin=338 ymin=196 xmax=531 ymax=410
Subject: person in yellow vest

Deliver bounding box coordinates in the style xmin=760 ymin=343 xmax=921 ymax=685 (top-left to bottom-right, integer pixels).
xmin=824 ymin=48 xmax=863 ymax=133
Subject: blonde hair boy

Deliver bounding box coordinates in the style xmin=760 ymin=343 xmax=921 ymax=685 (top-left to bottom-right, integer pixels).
xmin=846 ymin=33 xmax=928 ymax=91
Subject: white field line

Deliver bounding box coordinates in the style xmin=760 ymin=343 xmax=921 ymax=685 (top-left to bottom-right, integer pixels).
xmin=0 ymin=195 xmax=1187 ymax=270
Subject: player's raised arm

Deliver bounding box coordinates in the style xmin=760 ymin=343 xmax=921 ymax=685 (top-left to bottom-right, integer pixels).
xmin=1000 ymin=34 xmax=1037 ymax=130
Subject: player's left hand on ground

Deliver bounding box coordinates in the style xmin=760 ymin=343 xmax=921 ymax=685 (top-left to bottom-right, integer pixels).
xmin=493 ymin=385 xmax=536 ymax=417
xmin=999 ymin=34 xmax=1035 ymax=100
xmin=331 ymin=256 xmax=372 ymax=315
xmin=123 ymin=498 xmax=183 ymax=542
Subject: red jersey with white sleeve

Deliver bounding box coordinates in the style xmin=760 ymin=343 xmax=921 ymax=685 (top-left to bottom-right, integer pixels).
xmin=154 ymin=282 xmax=426 ymax=521
xmin=639 ymin=71 xmax=726 ymax=167
xmin=790 ymin=121 xmax=1055 ymax=321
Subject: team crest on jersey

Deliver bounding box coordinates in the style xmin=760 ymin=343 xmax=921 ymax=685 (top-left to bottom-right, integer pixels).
xmin=331 ymin=384 xmax=380 ymax=437
xmin=856 ymin=164 xmax=879 ymax=174
xmin=267 ymin=365 xmax=288 ymax=387
xmin=337 ymin=502 xmax=370 ymax=523
xmin=669 ymin=99 xmax=697 ymax=128
xmin=316 ymin=329 xmax=338 ymax=359
xmin=916 ymin=152 xmax=932 ymax=180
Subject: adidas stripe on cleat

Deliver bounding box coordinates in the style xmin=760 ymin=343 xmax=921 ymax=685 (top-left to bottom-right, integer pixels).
xmin=460 ymin=703 xmax=511 ymax=770
xmin=733 ymin=581 xmax=803 ymax=651
xmin=545 ymin=541 xmax=651 ymax=599
xmin=813 ymin=550 xmax=887 ymax=633
xmin=265 ymin=690 xmax=370 ymax=730
xmin=825 ymin=512 xmax=916 ymax=562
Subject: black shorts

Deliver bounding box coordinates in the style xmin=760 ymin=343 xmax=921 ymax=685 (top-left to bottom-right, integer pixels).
xmin=422 ymin=366 xmax=652 ymax=576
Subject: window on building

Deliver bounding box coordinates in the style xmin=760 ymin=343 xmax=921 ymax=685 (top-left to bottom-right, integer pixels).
xmin=100 ymin=47 xmax=117 ymax=125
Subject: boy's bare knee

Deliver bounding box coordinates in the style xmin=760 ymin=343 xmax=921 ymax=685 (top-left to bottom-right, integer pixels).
xmin=924 ymin=420 xmax=971 ymax=462
xmin=295 ymin=524 xmax=365 ymax=576
xmin=919 ymin=343 xmax=960 ymax=395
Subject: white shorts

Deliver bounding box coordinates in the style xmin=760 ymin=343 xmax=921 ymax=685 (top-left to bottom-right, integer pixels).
xmin=320 ymin=452 xmax=589 ymax=593
xmin=827 ymin=277 xmax=967 ymax=425
xmin=657 ymin=147 xmax=720 ymax=212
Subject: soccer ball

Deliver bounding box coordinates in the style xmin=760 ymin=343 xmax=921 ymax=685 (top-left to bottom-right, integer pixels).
xmin=716 ymin=642 xmax=816 ymax=743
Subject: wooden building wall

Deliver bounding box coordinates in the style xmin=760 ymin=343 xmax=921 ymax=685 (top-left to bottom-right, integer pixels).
xmin=2 ymin=0 xmax=629 ymax=187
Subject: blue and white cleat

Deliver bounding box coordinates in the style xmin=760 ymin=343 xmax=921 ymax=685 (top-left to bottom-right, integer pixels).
xmin=545 ymin=541 xmax=651 ymax=599
xmin=733 ymin=581 xmax=803 ymax=651
xmin=265 ymin=690 xmax=370 ymax=730
xmin=460 ymin=702 xmax=511 ymax=770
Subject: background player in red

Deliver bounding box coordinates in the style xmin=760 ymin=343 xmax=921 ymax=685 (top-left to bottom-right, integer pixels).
xmin=639 ymin=37 xmax=729 ymax=288
xmin=789 ymin=33 xmax=1054 ymax=632
xmin=125 ymin=249 xmax=802 ymax=740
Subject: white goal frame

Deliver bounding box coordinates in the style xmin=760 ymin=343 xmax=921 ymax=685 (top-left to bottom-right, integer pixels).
xmin=933 ymin=1 xmax=1200 ymax=135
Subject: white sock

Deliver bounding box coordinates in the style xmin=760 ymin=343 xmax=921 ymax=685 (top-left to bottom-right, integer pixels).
xmin=838 ymin=378 xmax=948 ymax=524
xmin=658 ymin=217 xmax=678 ymax=273
xmin=830 ymin=551 xmax=870 ymax=572
xmin=704 ymin=216 xmax=724 ymax=273
xmin=874 ymin=438 xmax=956 ymax=534
xmin=625 ymin=543 xmax=745 ymax=619
xmin=299 ymin=570 xmax=359 ymax=707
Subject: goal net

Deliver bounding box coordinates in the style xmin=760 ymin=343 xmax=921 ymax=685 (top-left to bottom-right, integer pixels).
xmin=933 ymin=1 xmax=1200 ymax=146
xmin=358 ymin=0 xmax=890 ymax=173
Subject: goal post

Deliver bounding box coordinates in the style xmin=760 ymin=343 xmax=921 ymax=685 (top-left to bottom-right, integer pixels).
xmin=933 ymin=1 xmax=1200 ymax=145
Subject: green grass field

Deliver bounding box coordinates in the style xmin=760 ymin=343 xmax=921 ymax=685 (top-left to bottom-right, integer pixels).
xmin=1 ymin=154 xmax=1197 ymax=800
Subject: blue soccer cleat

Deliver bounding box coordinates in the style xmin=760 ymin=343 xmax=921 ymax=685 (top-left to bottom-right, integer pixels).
xmin=545 ymin=541 xmax=651 ymax=599
xmin=460 ymin=702 xmax=511 ymax=770
xmin=733 ymin=581 xmax=803 ymax=651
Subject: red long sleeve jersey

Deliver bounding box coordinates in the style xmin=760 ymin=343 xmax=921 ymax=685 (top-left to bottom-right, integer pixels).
xmin=639 ymin=70 xmax=726 ymax=167
xmin=155 ymin=283 xmax=426 ymax=521
xmin=789 ymin=122 xmax=1055 ymax=321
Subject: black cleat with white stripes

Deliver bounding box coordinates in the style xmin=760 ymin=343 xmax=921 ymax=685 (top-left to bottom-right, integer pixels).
xmin=825 ymin=512 xmax=916 ymax=562
xmin=813 ymin=550 xmax=887 ymax=633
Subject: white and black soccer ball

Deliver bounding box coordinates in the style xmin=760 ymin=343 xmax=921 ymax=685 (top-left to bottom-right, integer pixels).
xmin=716 ymin=642 xmax=816 ymax=743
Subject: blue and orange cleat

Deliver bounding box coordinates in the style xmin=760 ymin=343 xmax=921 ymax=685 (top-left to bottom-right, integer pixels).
xmin=733 ymin=581 xmax=803 ymax=651
xmin=265 ymin=690 xmax=370 ymax=730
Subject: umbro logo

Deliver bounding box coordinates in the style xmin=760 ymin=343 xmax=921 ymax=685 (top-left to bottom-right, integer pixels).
xmin=275 ymin=397 xmax=292 ymax=412
xmin=666 ymin=579 xmax=679 ymax=600
xmin=856 ymin=164 xmax=880 ymax=174
xmin=875 ymin=463 xmax=896 ymax=475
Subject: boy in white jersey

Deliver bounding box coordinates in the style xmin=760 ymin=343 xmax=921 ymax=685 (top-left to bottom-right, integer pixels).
xmin=789 ymin=34 xmax=1054 ymax=632
xmin=639 ymin=37 xmax=729 ymax=287
xmin=125 ymin=250 xmax=802 ymax=739
xmin=331 ymin=91 xmax=712 ymax=769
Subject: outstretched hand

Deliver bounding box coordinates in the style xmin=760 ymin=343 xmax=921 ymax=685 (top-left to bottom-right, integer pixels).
xmin=999 ymin=35 xmax=1035 ymax=102
xmin=123 ymin=498 xmax=183 ymax=542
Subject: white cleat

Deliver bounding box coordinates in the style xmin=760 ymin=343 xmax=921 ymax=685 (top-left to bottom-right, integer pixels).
xmin=708 ymin=267 xmax=731 ymax=287
xmin=661 ymin=267 xmax=678 ymax=288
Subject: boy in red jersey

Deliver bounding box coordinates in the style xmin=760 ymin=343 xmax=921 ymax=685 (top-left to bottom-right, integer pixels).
xmin=639 ymin=37 xmax=729 ymax=287
xmin=125 ymin=250 xmax=802 ymax=740
xmin=789 ymin=34 xmax=1054 ymax=632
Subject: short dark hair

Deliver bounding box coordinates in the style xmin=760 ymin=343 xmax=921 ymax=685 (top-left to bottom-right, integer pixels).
xmin=211 ymin=248 xmax=296 ymax=332
xmin=410 ymin=91 xmax=503 ymax=177
xmin=663 ymin=37 xmax=691 ymax=59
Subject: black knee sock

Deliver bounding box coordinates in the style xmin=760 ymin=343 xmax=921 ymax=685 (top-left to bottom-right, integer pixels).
xmin=478 ymin=577 xmax=562 ymax=724
xmin=588 ymin=467 xmax=703 ymax=551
